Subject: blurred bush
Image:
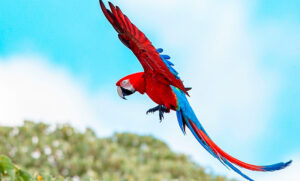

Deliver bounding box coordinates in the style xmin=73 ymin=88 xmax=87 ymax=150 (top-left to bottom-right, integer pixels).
xmin=0 ymin=155 xmax=65 ymax=181
xmin=0 ymin=121 xmax=233 ymax=181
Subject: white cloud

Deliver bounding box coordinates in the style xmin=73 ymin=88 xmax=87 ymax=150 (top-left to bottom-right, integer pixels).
xmin=0 ymin=55 xmax=106 ymax=134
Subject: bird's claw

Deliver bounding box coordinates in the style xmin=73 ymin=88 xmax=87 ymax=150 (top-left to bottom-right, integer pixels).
xmin=146 ymin=107 xmax=159 ymax=114
xmin=146 ymin=105 xmax=168 ymax=122
xmin=159 ymin=111 xmax=164 ymax=122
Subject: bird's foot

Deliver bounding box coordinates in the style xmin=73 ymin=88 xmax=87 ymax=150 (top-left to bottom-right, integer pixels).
xmin=146 ymin=105 xmax=169 ymax=122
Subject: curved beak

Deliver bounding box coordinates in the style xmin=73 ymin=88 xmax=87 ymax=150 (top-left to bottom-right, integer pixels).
xmin=117 ymin=86 xmax=135 ymax=100
xmin=117 ymin=86 xmax=126 ymax=100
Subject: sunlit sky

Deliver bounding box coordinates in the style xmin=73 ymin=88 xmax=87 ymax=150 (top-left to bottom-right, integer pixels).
xmin=0 ymin=0 xmax=299 ymax=180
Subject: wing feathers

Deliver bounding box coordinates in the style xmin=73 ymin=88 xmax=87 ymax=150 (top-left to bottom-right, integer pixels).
xmin=116 ymin=6 xmax=128 ymax=30
xmin=108 ymin=3 xmax=121 ymax=27
xmin=99 ymin=0 xmax=189 ymax=95
xmin=124 ymin=15 xmax=134 ymax=35
xmin=99 ymin=1 xmax=114 ymax=26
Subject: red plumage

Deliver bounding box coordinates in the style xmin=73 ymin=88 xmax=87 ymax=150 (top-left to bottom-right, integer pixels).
xmin=116 ymin=72 xmax=178 ymax=111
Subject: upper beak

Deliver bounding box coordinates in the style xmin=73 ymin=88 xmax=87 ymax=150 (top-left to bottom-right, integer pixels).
xmin=117 ymin=86 xmax=127 ymax=100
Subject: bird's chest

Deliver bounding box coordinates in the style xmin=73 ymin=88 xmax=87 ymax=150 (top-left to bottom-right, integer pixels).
xmin=144 ymin=76 xmax=177 ymax=110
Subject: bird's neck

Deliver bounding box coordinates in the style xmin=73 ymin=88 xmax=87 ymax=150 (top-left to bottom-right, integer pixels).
xmin=129 ymin=72 xmax=146 ymax=94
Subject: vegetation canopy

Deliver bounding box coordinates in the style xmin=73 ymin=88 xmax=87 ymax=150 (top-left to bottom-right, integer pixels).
xmin=0 ymin=121 xmax=233 ymax=181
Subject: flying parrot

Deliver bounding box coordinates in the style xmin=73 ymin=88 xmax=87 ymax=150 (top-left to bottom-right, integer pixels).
xmin=99 ymin=1 xmax=292 ymax=180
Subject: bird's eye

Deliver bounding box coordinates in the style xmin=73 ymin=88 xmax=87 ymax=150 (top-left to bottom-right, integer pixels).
xmin=122 ymin=79 xmax=129 ymax=85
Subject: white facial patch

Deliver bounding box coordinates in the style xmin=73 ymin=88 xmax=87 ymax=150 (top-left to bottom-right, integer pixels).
xmin=121 ymin=79 xmax=134 ymax=91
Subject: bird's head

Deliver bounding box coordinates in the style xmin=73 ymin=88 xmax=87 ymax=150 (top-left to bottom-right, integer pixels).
xmin=116 ymin=72 xmax=145 ymax=100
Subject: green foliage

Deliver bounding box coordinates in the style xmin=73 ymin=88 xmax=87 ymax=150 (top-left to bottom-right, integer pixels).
xmin=0 ymin=121 xmax=233 ymax=181
xmin=0 ymin=155 xmax=64 ymax=181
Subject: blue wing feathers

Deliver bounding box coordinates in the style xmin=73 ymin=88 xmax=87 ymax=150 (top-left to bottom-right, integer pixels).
xmin=165 ymin=59 xmax=174 ymax=66
xmin=157 ymin=48 xmax=180 ymax=79
xmin=161 ymin=54 xmax=171 ymax=60
xmin=156 ymin=48 xmax=163 ymax=53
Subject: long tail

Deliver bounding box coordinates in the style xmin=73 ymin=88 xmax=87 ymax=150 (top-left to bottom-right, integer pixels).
xmin=172 ymin=87 xmax=292 ymax=181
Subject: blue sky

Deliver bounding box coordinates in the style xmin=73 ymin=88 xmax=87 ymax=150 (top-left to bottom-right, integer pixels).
xmin=251 ymin=0 xmax=300 ymax=160
xmin=0 ymin=0 xmax=299 ymax=180
xmin=0 ymin=0 xmax=142 ymax=89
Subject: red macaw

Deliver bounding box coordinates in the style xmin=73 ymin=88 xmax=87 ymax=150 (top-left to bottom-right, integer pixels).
xmin=99 ymin=1 xmax=292 ymax=180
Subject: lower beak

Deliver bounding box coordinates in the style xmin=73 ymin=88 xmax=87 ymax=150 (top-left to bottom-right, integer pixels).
xmin=117 ymin=86 xmax=127 ymax=100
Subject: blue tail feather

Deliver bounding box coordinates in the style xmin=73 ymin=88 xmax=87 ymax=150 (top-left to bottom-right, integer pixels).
xmin=176 ymin=110 xmax=186 ymax=134
xmin=262 ymin=160 xmax=292 ymax=171
xmin=223 ymin=159 xmax=254 ymax=181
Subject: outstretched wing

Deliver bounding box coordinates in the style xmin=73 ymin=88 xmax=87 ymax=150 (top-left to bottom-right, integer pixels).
xmin=172 ymin=87 xmax=292 ymax=181
xmin=99 ymin=0 xmax=188 ymax=95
